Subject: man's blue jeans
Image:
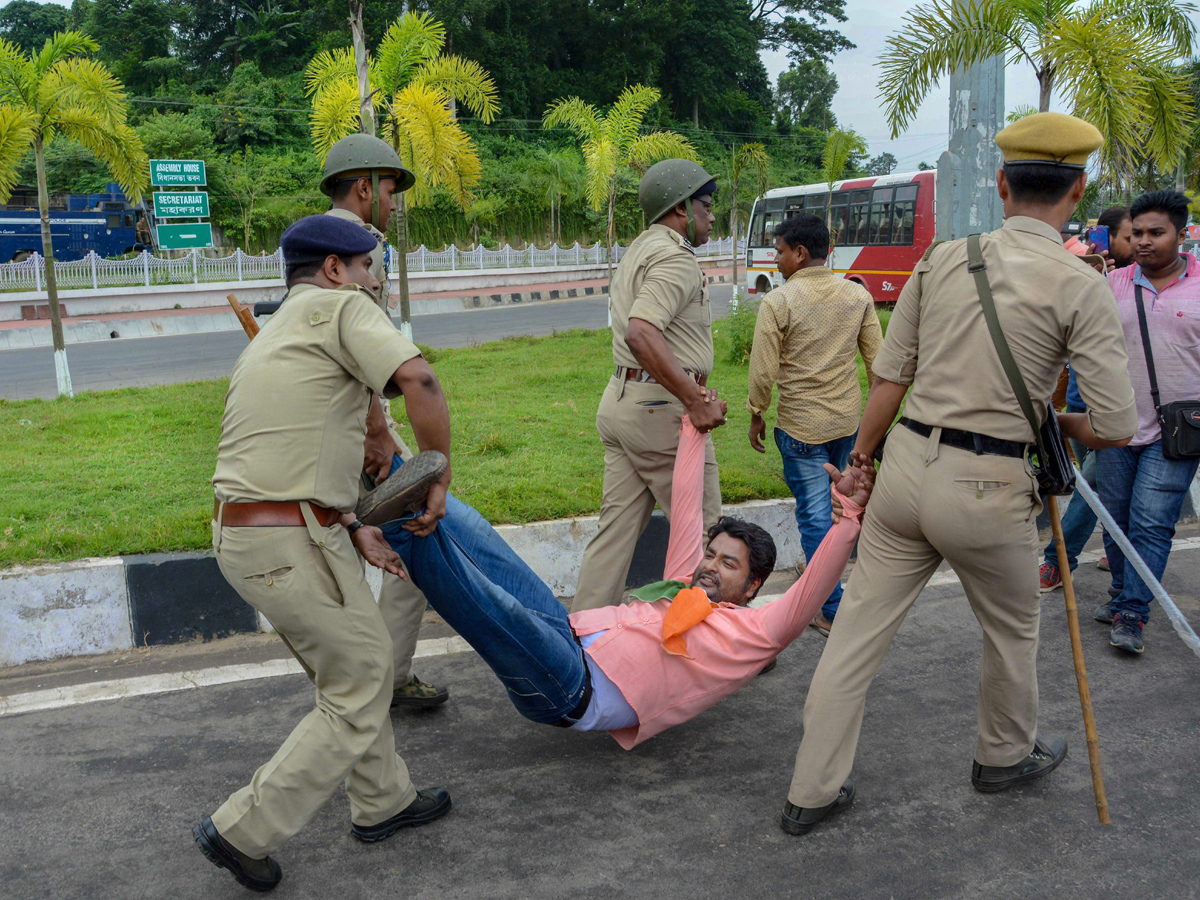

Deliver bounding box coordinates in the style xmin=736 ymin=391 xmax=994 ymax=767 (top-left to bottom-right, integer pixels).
xmin=774 ymin=427 xmax=855 ymax=621
xmin=1097 ymin=440 xmax=1200 ymax=624
xmin=379 ymin=456 xmax=587 ymax=724
xmin=1042 ymin=444 xmax=1098 ymax=571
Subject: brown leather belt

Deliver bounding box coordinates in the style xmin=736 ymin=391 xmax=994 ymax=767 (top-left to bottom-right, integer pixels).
xmin=213 ymin=498 xmax=342 ymax=527
xmin=618 ymin=366 xmax=707 ymax=386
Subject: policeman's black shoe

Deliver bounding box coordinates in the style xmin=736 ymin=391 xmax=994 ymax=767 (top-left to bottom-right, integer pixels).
xmin=350 ymin=788 xmax=452 ymax=843
xmin=780 ymin=779 xmax=854 ymax=835
xmin=193 ymin=816 xmax=282 ymax=893
xmin=356 ymin=451 xmax=448 ymax=527
xmin=391 ymin=674 xmax=450 ymax=708
xmin=971 ymin=734 xmax=1067 ymax=793
xmin=1094 ymin=601 xmax=1115 ymax=625
xmin=1110 ymin=613 xmax=1145 ymax=654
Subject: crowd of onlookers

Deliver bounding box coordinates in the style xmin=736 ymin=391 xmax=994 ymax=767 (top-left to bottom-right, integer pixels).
xmin=749 ymin=189 xmax=1199 ymax=657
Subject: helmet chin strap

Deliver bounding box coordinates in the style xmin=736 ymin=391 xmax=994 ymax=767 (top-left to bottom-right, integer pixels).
xmin=371 ymin=171 xmax=381 ymax=231
xmin=685 ymin=198 xmax=696 ymax=244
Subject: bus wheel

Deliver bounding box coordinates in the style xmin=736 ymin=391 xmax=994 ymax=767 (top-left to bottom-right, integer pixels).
xmin=755 ymin=275 xmax=771 ymax=295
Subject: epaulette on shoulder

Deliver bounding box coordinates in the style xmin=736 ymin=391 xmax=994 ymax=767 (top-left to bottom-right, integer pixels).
xmin=921 ymin=240 xmax=944 ymax=262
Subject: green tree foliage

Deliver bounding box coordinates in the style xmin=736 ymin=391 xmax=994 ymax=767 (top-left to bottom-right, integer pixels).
xmin=865 ymin=152 xmax=896 ymax=175
xmin=72 ymin=0 xmax=175 ymax=95
xmin=775 ymin=60 xmax=838 ymax=130
xmin=0 ymin=1 xmax=71 ymax=54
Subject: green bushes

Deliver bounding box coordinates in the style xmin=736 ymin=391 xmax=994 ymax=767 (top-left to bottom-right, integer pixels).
xmin=721 ymin=297 xmax=760 ymax=366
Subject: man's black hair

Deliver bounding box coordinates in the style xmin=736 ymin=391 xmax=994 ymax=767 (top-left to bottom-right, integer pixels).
xmin=1096 ymin=205 xmax=1130 ymax=232
xmin=285 ymin=256 xmax=350 ymax=286
xmin=330 ymin=178 xmax=359 ymax=202
xmin=1002 ymin=162 xmax=1083 ymax=204
xmin=1131 ymin=189 xmax=1190 ymax=234
xmin=706 ymin=516 xmax=777 ymax=596
xmin=774 ymin=213 xmax=829 ymax=260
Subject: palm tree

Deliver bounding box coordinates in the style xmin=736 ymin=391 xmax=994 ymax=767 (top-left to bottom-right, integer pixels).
xmin=726 ymin=142 xmax=771 ymax=295
xmin=524 ymin=148 xmax=583 ymax=243
xmin=0 ymin=32 xmax=147 ymax=397
xmin=822 ymin=128 xmax=868 ymax=265
xmin=878 ymin=0 xmax=1197 ymax=183
xmin=305 ymin=10 xmax=500 ymax=336
xmin=543 ymin=85 xmax=699 ymax=287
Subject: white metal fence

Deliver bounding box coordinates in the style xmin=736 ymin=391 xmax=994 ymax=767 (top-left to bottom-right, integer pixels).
xmin=0 ymin=237 xmax=744 ymax=294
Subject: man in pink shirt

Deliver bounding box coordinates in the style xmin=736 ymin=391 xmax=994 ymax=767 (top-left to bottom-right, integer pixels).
xmin=1095 ymin=190 xmax=1200 ymax=654
xmin=381 ymin=420 xmax=873 ymax=747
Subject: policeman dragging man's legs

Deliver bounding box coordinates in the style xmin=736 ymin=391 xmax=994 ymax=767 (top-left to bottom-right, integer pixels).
xmin=780 ymin=113 xmax=1138 ymax=836
xmin=194 ymin=215 xmax=455 ymax=891
xmin=570 ymin=159 xmax=728 ymax=613
xmin=322 ymin=132 xmax=450 ymax=710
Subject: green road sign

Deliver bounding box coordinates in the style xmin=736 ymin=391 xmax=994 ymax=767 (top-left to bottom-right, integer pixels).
xmin=156 ymin=223 xmax=213 ymax=249
xmin=150 ymin=159 xmax=206 ymax=187
xmin=153 ymin=191 xmax=210 ymax=218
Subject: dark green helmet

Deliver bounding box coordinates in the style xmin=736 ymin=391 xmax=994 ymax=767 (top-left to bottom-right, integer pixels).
xmin=638 ymin=159 xmax=716 ymax=226
xmin=320 ymin=133 xmax=415 ymax=196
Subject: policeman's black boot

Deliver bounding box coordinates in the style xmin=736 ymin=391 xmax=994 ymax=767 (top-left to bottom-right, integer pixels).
xmin=971 ymin=734 xmax=1067 ymax=793
xmin=780 ymin=779 xmax=855 ymax=835
xmin=193 ymin=816 xmax=282 ymax=893
xmin=350 ymin=787 xmax=452 ymax=842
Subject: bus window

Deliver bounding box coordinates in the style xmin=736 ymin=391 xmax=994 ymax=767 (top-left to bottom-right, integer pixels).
xmin=869 ymin=187 xmax=894 ymax=245
xmin=847 ymin=189 xmax=870 ymax=246
xmin=804 ymin=192 xmax=829 ymax=213
xmin=830 ymin=193 xmax=850 ymax=244
xmin=892 ymin=184 xmax=918 ymax=244
xmin=748 ymin=209 xmax=766 ymax=247
xmin=107 ymin=213 xmax=122 ymax=228
xmin=762 ymin=196 xmax=788 ymax=245
xmin=124 ymin=213 xmax=134 ymax=228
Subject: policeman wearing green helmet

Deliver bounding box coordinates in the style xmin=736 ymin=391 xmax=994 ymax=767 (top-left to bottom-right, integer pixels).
xmin=322 ymin=133 xmax=451 ymax=712
xmin=570 ymin=158 xmax=727 ymax=614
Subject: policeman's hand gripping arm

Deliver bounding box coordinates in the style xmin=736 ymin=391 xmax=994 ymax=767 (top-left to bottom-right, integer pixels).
xmin=829 ymin=451 xmax=876 ymax=523
xmin=391 ymin=355 xmax=452 ymax=536
xmin=625 ymin=317 xmax=727 ymax=433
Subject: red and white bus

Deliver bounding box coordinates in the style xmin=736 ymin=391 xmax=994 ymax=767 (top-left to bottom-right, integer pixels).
xmin=744 ymin=170 xmax=937 ymax=303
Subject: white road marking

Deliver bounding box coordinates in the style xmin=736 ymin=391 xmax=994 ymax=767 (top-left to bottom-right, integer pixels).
xmin=6 ymin=537 xmax=1200 ymax=718
xmin=0 ymin=636 xmax=472 ymax=718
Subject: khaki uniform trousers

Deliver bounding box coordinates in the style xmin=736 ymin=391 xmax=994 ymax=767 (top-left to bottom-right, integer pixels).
xmin=571 ymin=376 xmax=721 ymax=612
xmin=375 ymin=402 xmax=427 ymax=688
xmin=787 ymin=424 xmax=1042 ymax=808
xmin=211 ymin=509 xmax=417 ymax=858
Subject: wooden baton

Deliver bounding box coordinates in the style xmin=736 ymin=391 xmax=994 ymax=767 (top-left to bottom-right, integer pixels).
xmin=1048 ymin=493 xmax=1111 ymax=825
xmin=227 ymin=293 xmax=259 ymax=341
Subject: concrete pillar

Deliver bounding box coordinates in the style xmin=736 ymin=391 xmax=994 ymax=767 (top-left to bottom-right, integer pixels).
xmin=936 ymin=55 xmax=1005 ymax=241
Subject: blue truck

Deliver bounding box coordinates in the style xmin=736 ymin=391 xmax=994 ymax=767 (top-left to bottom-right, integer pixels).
xmin=0 ymin=183 xmax=150 ymax=263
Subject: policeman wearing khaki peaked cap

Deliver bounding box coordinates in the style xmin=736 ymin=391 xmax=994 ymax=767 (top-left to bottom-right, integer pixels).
xmin=194 ymin=215 xmax=454 ymax=892
xmin=779 ymin=112 xmax=1139 ymax=836
xmin=322 ymin=133 xmax=450 ymax=710
xmin=571 ymin=158 xmax=728 ymax=613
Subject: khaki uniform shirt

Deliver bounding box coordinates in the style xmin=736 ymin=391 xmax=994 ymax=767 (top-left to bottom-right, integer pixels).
xmin=746 ymin=266 xmax=883 ymax=444
xmin=873 ymin=216 xmax=1137 ymax=443
xmin=610 ymin=224 xmax=713 ymax=375
xmin=325 ymin=208 xmax=392 ymax=311
xmin=213 ymin=283 xmax=421 ymax=510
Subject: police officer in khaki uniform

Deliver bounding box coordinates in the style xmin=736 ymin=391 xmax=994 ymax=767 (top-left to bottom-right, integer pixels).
xmin=571 ymin=159 xmax=727 ymax=613
xmin=321 ymin=133 xmax=449 ymax=708
xmin=780 ymin=113 xmax=1139 ymax=836
xmin=194 ymin=216 xmax=453 ymax=891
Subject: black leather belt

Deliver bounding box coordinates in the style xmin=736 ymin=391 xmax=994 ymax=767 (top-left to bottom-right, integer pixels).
xmin=549 ymin=629 xmax=594 ymax=727
xmin=900 ymin=417 xmax=1028 ymax=459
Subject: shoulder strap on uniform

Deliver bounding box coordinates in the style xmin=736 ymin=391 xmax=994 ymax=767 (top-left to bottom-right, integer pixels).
xmin=966 ymin=233 xmax=1047 ymax=460
xmin=921 ymin=239 xmax=944 ymax=262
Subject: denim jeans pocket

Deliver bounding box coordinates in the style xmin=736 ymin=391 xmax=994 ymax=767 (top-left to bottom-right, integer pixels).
xmin=497 ymin=675 xmax=560 ymax=714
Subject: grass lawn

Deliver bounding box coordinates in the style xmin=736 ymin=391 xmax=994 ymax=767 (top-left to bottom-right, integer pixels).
xmin=0 ymin=310 xmax=889 ymax=567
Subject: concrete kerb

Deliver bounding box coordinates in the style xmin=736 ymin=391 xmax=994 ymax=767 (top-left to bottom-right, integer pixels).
xmin=0 ymin=496 xmax=799 ymax=668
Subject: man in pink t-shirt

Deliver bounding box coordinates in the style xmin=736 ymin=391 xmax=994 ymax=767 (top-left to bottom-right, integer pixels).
xmin=1095 ymin=190 xmax=1200 ymax=654
xmin=382 ymin=421 xmax=874 ymax=747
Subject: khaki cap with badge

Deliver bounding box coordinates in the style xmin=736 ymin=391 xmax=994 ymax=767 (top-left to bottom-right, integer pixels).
xmin=994 ymin=111 xmax=1104 ymax=168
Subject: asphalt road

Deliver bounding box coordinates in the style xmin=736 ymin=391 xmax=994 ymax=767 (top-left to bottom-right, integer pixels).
xmin=0 ymin=286 xmax=734 ymax=400
xmin=2 ymin=530 xmax=1199 ymax=899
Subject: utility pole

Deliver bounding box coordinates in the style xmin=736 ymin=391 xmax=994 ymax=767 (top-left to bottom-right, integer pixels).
xmin=935 ymin=55 xmax=1005 ymax=241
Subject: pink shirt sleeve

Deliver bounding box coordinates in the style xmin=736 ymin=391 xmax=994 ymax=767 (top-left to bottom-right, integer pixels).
xmin=662 ymin=419 xmax=706 ymax=583
xmin=757 ymin=491 xmax=863 ymax=645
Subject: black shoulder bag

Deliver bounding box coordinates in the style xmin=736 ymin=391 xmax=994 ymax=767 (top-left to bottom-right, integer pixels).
xmin=1134 ymin=285 xmax=1200 ymax=460
xmin=967 ymin=234 xmax=1076 ymax=496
